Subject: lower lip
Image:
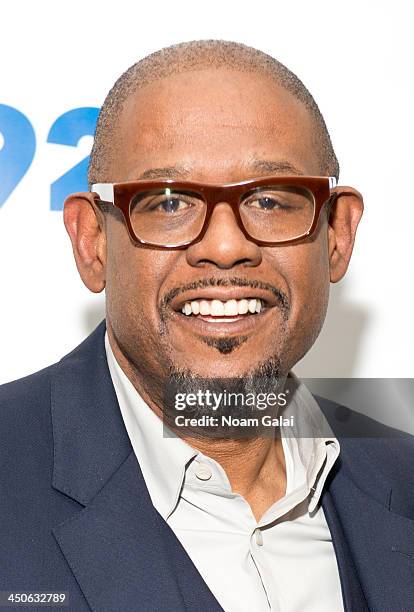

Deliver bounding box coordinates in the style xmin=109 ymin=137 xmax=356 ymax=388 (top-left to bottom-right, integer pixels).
xmin=195 ymin=314 xmax=247 ymax=323
xmin=170 ymin=308 xmax=274 ymax=335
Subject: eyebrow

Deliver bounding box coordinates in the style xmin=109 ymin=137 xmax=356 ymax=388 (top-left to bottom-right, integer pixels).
xmin=137 ymin=166 xmax=191 ymax=180
xmin=250 ymin=159 xmax=303 ymax=176
xmin=136 ymin=159 xmax=302 ymax=181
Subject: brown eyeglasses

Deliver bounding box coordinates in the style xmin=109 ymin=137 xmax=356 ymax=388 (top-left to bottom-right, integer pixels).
xmin=91 ymin=175 xmax=338 ymax=249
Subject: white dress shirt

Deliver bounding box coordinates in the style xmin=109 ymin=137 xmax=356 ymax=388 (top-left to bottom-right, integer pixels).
xmin=104 ymin=332 xmax=344 ymax=612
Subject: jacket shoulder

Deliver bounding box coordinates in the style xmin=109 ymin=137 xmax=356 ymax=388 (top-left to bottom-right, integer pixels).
xmin=315 ymin=394 xmax=408 ymax=437
xmin=316 ymin=394 xmax=414 ymax=481
xmin=0 ymin=364 xmax=60 ymax=464
xmin=0 ymin=320 xmax=106 ymax=427
xmin=0 ymin=364 xmax=55 ymax=414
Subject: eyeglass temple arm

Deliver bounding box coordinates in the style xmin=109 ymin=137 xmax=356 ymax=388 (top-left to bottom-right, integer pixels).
xmin=91 ymin=183 xmax=115 ymax=204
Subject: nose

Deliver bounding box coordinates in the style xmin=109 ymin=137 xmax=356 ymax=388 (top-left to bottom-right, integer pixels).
xmin=185 ymin=202 xmax=262 ymax=269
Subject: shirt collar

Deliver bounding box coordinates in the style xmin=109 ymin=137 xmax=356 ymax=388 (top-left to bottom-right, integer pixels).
xmin=104 ymin=331 xmax=340 ymax=518
xmin=281 ymin=371 xmax=340 ymax=512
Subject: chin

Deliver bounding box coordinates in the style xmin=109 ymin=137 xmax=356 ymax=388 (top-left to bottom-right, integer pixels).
xmin=170 ymin=348 xmax=282 ymax=381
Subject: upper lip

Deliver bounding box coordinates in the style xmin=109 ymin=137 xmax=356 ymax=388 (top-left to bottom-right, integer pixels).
xmin=170 ymin=287 xmax=279 ymax=312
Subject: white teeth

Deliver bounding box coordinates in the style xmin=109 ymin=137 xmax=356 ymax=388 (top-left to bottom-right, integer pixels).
xmin=181 ymin=298 xmax=264 ymax=317
xmin=238 ymin=299 xmax=249 ymax=314
xmin=211 ymin=299 xmax=225 ymax=316
xmin=224 ymin=299 xmax=238 ymax=316
xmin=199 ymin=300 xmax=210 ymax=315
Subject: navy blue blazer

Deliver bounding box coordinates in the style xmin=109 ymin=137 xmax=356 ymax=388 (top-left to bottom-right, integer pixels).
xmin=1 ymin=320 xmax=413 ymax=611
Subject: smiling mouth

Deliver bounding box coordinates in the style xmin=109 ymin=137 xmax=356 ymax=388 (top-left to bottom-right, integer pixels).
xmin=180 ymin=297 xmax=265 ymax=323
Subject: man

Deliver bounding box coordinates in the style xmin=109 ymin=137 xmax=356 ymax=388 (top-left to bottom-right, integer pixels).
xmin=1 ymin=40 xmax=413 ymax=612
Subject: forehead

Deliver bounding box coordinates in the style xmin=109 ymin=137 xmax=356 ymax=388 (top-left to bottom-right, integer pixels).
xmin=113 ymin=67 xmax=321 ymax=182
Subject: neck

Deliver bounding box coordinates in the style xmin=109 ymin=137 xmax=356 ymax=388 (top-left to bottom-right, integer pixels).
xmin=184 ymin=434 xmax=286 ymax=521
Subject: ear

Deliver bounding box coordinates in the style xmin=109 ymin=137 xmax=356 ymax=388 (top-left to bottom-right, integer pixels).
xmin=327 ymin=187 xmax=364 ymax=283
xmin=63 ymin=192 xmax=107 ymax=293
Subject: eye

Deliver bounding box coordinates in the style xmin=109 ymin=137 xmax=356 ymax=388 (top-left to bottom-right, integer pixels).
xmin=130 ymin=189 xmax=205 ymax=219
xmin=246 ymin=196 xmax=286 ymax=211
xmin=150 ymin=196 xmax=190 ymax=213
xmin=131 ymin=195 xmax=194 ymax=214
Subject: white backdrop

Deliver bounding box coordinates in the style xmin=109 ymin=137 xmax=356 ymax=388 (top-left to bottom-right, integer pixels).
xmin=1 ymin=0 xmax=413 ymax=385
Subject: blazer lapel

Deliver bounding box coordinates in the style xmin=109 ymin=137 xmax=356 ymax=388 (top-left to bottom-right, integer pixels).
xmin=50 ymin=320 xmax=223 ymax=612
xmin=53 ymin=452 xmax=187 ymax=611
xmin=324 ymin=436 xmax=414 ymax=612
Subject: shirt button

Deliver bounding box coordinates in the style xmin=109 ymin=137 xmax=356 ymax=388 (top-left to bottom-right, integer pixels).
xmin=254 ymin=528 xmax=264 ymax=546
xmin=195 ymin=463 xmax=213 ymax=481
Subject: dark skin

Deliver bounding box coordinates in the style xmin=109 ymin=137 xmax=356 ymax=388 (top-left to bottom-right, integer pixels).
xmin=64 ymin=67 xmax=363 ymax=520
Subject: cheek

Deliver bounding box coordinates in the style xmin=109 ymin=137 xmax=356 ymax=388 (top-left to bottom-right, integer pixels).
xmin=105 ymin=243 xmax=173 ymax=376
xmin=274 ymin=231 xmax=330 ymax=366
xmin=293 ymin=220 xmax=330 ymax=304
xmin=105 ymin=221 xmax=178 ymax=339
xmin=295 ymin=243 xmax=329 ymax=305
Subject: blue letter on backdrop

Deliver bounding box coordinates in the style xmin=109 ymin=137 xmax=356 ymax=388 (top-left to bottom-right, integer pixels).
xmin=0 ymin=105 xmax=36 ymax=208
xmin=47 ymin=107 xmax=99 ymax=211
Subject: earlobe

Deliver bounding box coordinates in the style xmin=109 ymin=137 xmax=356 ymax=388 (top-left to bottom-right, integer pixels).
xmin=63 ymin=192 xmax=107 ymax=293
xmin=328 ymin=187 xmax=364 ymax=283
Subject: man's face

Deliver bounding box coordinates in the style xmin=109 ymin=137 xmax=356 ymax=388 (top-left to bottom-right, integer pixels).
xmin=103 ymin=67 xmax=332 ymax=382
xmin=70 ymin=66 xmax=360 ymax=389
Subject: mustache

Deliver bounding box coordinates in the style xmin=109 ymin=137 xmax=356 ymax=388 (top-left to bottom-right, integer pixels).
xmin=160 ymin=276 xmax=290 ymax=316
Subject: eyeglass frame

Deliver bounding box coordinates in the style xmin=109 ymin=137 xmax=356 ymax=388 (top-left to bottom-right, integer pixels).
xmin=91 ymin=175 xmax=339 ymax=250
